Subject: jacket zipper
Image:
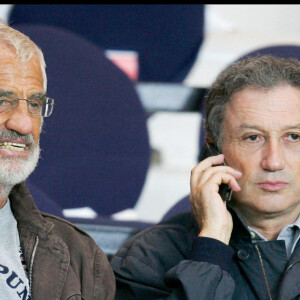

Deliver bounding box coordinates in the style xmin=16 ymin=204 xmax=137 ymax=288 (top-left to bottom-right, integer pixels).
xmin=255 ymin=244 xmax=273 ymax=300
xmin=29 ymin=235 xmax=39 ymax=297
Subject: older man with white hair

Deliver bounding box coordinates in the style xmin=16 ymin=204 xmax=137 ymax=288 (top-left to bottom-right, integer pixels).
xmin=0 ymin=21 xmax=115 ymax=300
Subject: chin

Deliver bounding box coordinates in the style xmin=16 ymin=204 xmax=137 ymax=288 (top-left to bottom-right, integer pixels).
xmin=232 ymin=192 xmax=290 ymax=215
xmin=0 ymin=146 xmax=40 ymax=186
xmin=251 ymin=194 xmax=300 ymax=215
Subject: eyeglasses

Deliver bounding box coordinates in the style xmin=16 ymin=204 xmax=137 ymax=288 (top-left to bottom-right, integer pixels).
xmin=0 ymin=96 xmax=55 ymax=117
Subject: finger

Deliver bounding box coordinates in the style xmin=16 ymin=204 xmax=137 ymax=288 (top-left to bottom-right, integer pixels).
xmin=199 ymin=165 xmax=242 ymax=186
xmin=190 ymin=172 xmax=240 ymax=209
xmin=190 ymin=154 xmax=225 ymax=188
xmin=207 ymin=172 xmax=241 ymax=192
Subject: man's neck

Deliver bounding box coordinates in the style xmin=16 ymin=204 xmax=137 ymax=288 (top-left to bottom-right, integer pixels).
xmin=232 ymin=204 xmax=300 ymax=241
xmin=249 ymin=221 xmax=290 ymax=241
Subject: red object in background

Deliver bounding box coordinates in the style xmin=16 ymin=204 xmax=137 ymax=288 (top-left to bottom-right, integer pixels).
xmin=105 ymin=50 xmax=139 ymax=81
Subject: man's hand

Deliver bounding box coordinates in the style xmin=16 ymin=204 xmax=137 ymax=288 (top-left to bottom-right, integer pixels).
xmin=190 ymin=154 xmax=242 ymax=245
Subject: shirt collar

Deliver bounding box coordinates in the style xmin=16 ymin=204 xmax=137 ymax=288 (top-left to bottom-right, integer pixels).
xmin=248 ymin=214 xmax=300 ymax=242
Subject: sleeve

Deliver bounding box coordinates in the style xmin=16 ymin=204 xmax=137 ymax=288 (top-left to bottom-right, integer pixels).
xmin=93 ymin=248 xmax=116 ymax=300
xmin=112 ymin=237 xmax=236 ymax=300
xmin=164 ymin=237 xmax=236 ymax=300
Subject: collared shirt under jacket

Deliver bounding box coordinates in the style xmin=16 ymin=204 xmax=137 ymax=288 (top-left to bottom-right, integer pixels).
xmin=111 ymin=206 xmax=300 ymax=300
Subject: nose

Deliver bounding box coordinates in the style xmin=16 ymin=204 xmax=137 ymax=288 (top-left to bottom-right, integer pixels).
xmin=5 ymin=101 xmax=33 ymax=135
xmin=261 ymin=139 xmax=285 ymax=171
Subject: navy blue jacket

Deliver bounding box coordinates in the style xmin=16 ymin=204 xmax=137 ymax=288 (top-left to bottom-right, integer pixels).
xmin=111 ymin=207 xmax=300 ymax=299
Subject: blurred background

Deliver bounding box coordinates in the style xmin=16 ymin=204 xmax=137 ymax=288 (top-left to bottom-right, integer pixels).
xmin=2 ymin=4 xmax=300 ymax=256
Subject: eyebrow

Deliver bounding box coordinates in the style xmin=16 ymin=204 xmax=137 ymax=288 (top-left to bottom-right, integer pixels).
xmin=240 ymin=123 xmax=300 ymax=131
xmin=0 ymin=90 xmax=46 ymax=98
xmin=28 ymin=93 xmax=47 ymax=99
xmin=0 ymin=90 xmax=15 ymax=97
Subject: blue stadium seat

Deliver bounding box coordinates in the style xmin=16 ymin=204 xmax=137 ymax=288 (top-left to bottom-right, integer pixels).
xmin=162 ymin=194 xmax=191 ymax=221
xmin=13 ymin=24 xmax=151 ymax=216
xmin=9 ymin=4 xmax=205 ymax=83
xmin=27 ymin=182 xmax=64 ymax=218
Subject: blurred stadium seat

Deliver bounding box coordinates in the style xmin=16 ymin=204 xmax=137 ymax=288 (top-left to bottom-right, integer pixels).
xmin=9 ymin=4 xmax=205 ymax=83
xmin=12 ymin=24 xmax=150 ymax=216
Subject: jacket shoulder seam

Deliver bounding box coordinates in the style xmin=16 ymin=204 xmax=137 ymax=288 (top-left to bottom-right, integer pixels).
xmin=41 ymin=212 xmax=93 ymax=237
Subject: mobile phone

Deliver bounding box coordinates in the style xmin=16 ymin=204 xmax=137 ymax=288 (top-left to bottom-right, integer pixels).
xmin=206 ymin=142 xmax=232 ymax=201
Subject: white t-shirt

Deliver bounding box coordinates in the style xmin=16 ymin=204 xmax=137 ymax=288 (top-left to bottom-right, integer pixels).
xmin=0 ymin=199 xmax=31 ymax=299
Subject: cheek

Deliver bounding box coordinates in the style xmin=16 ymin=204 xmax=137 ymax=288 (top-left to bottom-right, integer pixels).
xmin=223 ymin=148 xmax=259 ymax=184
xmin=32 ymin=119 xmax=41 ymax=145
xmin=286 ymin=152 xmax=300 ymax=168
xmin=223 ymin=145 xmax=247 ymax=171
xmin=291 ymin=164 xmax=300 ymax=184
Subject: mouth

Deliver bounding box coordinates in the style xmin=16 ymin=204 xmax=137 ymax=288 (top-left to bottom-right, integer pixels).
xmin=257 ymin=181 xmax=288 ymax=192
xmin=0 ymin=142 xmax=27 ymax=152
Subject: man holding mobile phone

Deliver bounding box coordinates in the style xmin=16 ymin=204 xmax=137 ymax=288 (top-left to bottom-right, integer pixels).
xmin=111 ymin=54 xmax=300 ymax=299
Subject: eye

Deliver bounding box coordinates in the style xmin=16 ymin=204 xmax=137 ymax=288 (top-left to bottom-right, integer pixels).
xmin=29 ymin=102 xmax=39 ymax=108
xmin=245 ymin=134 xmax=260 ymax=142
xmin=28 ymin=99 xmax=42 ymax=110
xmin=287 ymin=133 xmax=300 ymax=141
xmin=0 ymin=99 xmax=11 ymax=107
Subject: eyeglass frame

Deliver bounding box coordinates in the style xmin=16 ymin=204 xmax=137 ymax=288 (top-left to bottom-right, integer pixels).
xmin=0 ymin=96 xmax=55 ymax=117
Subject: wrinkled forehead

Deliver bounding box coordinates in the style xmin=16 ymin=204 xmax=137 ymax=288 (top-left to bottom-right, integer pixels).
xmin=0 ymin=53 xmax=44 ymax=97
xmin=231 ymin=85 xmax=300 ymax=106
xmin=224 ymin=86 xmax=300 ymax=131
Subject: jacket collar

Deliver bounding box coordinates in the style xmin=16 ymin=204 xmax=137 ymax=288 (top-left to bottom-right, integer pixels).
xmin=9 ymin=182 xmax=54 ymax=234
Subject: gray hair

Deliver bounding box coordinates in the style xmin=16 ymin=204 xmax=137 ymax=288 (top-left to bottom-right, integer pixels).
xmin=205 ymin=54 xmax=300 ymax=149
xmin=0 ymin=20 xmax=47 ymax=91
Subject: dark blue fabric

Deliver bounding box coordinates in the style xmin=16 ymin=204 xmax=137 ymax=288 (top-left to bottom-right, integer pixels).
xmin=236 ymin=44 xmax=300 ymax=61
xmin=162 ymin=195 xmax=191 ymax=220
xmin=188 ymin=237 xmax=235 ymax=273
xmin=9 ymin=4 xmax=205 ymax=82
xmin=66 ymin=216 xmax=154 ymax=229
xmin=13 ymin=24 xmax=150 ymax=216
xmin=26 ymin=182 xmax=64 ymax=218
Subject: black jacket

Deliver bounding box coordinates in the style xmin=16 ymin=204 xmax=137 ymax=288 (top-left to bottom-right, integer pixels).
xmin=111 ymin=206 xmax=300 ymax=300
